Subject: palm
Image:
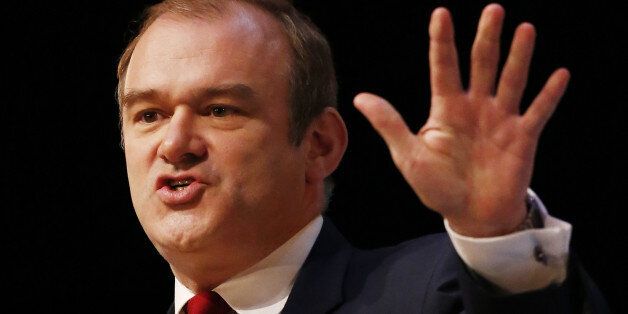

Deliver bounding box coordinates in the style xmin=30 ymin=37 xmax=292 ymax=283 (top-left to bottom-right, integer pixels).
xmin=354 ymin=4 xmax=570 ymax=237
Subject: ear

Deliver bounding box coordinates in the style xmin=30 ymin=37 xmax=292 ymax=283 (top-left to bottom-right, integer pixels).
xmin=303 ymin=107 xmax=348 ymax=183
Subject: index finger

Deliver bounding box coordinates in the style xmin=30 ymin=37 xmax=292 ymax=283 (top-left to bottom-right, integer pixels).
xmin=429 ymin=7 xmax=463 ymax=97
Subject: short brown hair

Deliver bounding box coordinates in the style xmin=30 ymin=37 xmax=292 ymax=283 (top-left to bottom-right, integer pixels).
xmin=116 ymin=0 xmax=337 ymax=144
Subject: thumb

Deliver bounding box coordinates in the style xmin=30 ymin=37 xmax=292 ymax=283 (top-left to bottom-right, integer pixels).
xmin=354 ymin=92 xmax=413 ymax=153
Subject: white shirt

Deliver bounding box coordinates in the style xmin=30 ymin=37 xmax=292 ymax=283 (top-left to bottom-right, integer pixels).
xmin=445 ymin=189 xmax=571 ymax=293
xmin=174 ymin=189 xmax=571 ymax=313
xmin=174 ymin=217 xmax=323 ymax=314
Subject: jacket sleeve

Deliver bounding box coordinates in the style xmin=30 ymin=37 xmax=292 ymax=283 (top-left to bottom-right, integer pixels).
xmin=456 ymin=251 xmax=610 ymax=314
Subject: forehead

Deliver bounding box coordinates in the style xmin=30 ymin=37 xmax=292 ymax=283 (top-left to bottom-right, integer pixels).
xmin=124 ymin=2 xmax=292 ymax=103
xmin=143 ymin=3 xmax=287 ymax=58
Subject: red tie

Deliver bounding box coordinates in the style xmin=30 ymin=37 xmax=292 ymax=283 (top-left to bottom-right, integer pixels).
xmin=185 ymin=291 xmax=233 ymax=314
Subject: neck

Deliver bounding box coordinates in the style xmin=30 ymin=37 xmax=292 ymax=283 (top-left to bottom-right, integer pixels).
xmin=170 ymin=186 xmax=324 ymax=292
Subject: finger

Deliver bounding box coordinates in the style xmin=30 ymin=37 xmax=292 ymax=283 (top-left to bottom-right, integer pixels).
xmin=469 ymin=4 xmax=505 ymax=96
xmin=496 ymin=23 xmax=536 ymax=113
xmin=354 ymin=93 xmax=414 ymax=153
xmin=522 ymin=68 xmax=570 ymax=137
xmin=429 ymin=7 xmax=463 ymax=97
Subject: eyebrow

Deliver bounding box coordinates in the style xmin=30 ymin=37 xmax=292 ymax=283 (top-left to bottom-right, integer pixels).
xmin=120 ymin=83 xmax=257 ymax=108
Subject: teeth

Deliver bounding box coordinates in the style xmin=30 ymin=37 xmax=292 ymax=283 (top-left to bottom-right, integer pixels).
xmin=168 ymin=179 xmax=193 ymax=189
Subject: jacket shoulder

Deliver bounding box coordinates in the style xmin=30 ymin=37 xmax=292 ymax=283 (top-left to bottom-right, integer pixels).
xmin=339 ymin=233 xmax=463 ymax=313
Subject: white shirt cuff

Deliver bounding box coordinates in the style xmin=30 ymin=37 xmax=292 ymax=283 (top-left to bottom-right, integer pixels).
xmin=444 ymin=188 xmax=572 ymax=294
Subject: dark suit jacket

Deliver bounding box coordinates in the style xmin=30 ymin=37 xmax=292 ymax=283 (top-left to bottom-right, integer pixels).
xmin=169 ymin=218 xmax=609 ymax=313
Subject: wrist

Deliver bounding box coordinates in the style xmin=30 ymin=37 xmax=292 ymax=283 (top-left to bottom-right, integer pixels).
xmin=514 ymin=191 xmax=545 ymax=231
xmin=446 ymin=194 xmax=534 ymax=237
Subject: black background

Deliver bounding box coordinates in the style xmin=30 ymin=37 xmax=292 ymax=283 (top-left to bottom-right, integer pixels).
xmin=7 ymin=0 xmax=626 ymax=312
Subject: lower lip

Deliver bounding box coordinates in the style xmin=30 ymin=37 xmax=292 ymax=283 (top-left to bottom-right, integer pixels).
xmin=156 ymin=182 xmax=205 ymax=205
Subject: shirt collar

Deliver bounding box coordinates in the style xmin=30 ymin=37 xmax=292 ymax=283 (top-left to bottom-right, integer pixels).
xmin=174 ymin=215 xmax=323 ymax=314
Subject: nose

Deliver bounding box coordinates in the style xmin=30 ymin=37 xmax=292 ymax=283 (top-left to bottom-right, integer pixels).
xmin=157 ymin=107 xmax=207 ymax=169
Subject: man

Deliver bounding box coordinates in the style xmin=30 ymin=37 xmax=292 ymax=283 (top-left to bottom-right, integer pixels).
xmin=117 ymin=0 xmax=608 ymax=313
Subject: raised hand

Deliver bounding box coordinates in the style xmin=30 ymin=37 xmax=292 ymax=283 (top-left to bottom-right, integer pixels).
xmin=354 ymin=4 xmax=570 ymax=237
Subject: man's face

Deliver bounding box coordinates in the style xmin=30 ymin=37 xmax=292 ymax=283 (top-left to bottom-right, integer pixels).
xmin=121 ymin=4 xmax=311 ymax=264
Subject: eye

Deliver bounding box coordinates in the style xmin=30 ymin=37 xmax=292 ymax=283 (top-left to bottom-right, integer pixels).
xmin=207 ymin=105 xmax=236 ymax=117
xmin=139 ymin=110 xmax=161 ymax=124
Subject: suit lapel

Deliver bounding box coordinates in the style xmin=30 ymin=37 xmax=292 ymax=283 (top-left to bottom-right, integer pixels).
xmin=281 ymin=218 xmax=353 ymax=314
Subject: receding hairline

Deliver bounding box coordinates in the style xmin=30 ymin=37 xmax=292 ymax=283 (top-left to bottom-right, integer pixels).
xmin=117 ymin=0 xmax=296 ymax=106
xmin=117 ymin=0 xmax=338 ymax=145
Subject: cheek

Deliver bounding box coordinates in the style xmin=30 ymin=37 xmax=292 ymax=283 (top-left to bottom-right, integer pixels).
xmin=217 ymin=134 xmax=304 ymax=206
xmin=123 ymin=138 xmax=158 ymax=205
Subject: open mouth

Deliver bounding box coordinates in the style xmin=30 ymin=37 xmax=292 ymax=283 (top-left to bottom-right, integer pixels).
xmin=167 ymin=179 xmax=194 ymax=191
xmin=156 ymin=175 xmax=204 ymax=205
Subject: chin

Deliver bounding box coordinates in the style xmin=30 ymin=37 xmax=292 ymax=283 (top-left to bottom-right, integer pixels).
xmin=154 ymin=228 xmax=210 ymax=255
xmin=152 ymin=211 xmax=221 ymax=254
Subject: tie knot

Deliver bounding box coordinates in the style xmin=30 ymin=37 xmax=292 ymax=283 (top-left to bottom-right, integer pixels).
xmin=186 ymin=291 xmax=233 ymax=314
